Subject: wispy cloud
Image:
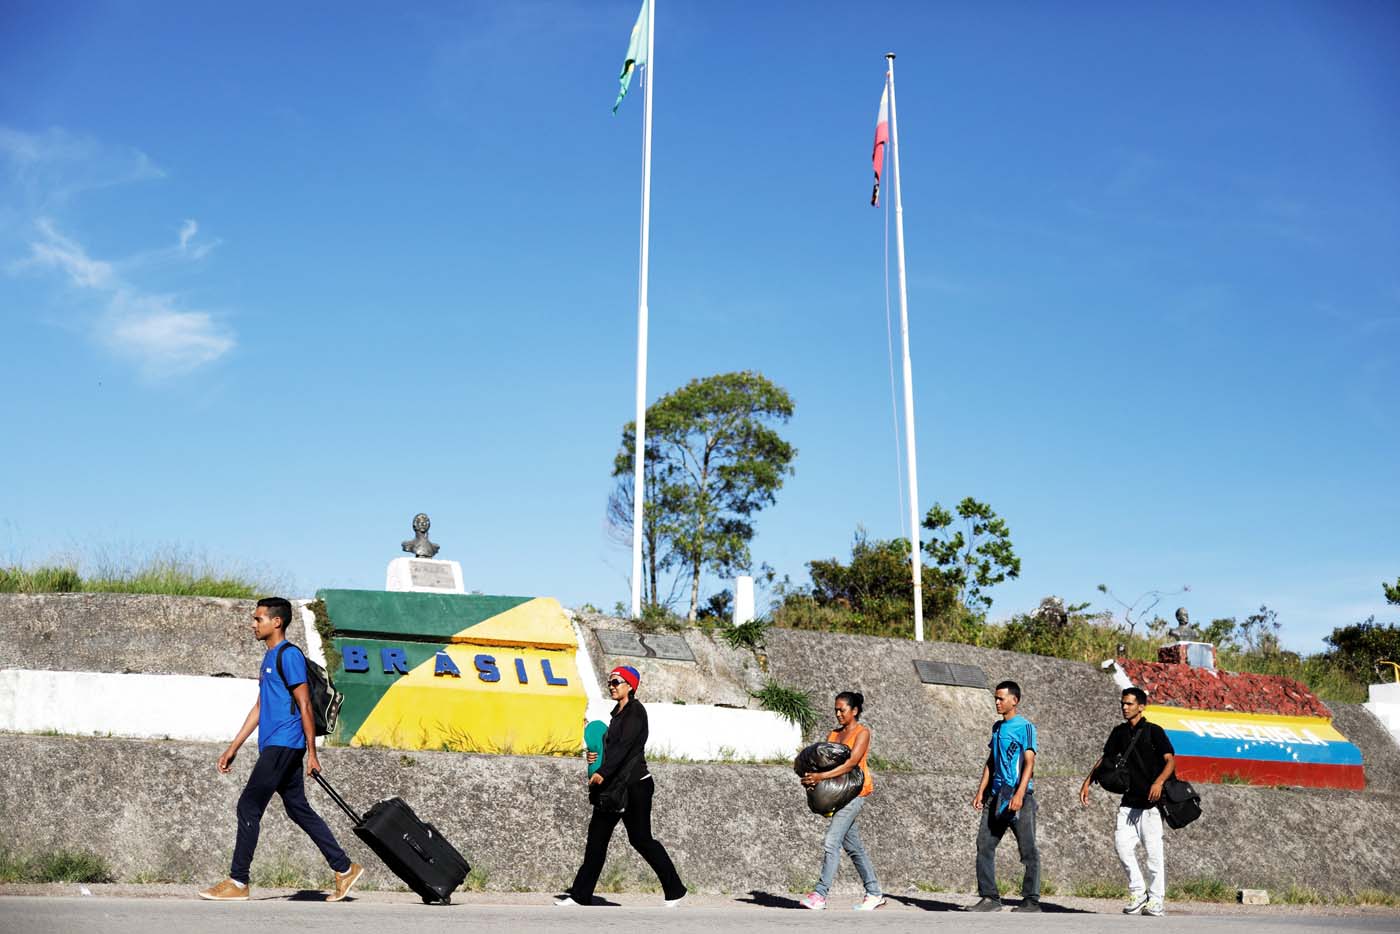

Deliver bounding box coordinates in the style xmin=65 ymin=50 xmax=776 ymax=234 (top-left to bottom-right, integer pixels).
xmin=15 ymin=217 xmax=235 ymax=379
xmin=0 ymin=126 xmax=164 ymax=206
xmin=3 ymin=125 xmax=235 ymax=379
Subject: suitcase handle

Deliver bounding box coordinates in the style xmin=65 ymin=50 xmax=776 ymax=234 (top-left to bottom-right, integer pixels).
xmin=402 ymin=833 xmax=434 ymax=864
xmin=311 ymin=769 xmax=364 ymax=824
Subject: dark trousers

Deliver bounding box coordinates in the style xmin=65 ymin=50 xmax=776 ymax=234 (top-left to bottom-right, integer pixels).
xmin=230 ymin=745 xmax=351 ymax=884
xmin=975 ymin=789 xmax=1040 ymax=899
xmin=567 ymin=776 xmax=686 ymax=903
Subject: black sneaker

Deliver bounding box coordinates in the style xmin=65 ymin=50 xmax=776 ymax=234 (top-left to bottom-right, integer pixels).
xmin=968 ymin=896 xmax=1002 ymax=912
xmin=1012 ymin=898 xmax=1041 ymax=912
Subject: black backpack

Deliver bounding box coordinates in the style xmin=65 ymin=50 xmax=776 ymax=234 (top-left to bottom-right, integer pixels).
xmin=275 ymin=642 xmax=344 ymax=737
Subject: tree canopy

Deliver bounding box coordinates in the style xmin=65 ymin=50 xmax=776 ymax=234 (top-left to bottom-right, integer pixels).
xmin=609 ymin=371 xmax=796 ymax=621
xmin=921 ymin=497 xmax=1021 ymax=610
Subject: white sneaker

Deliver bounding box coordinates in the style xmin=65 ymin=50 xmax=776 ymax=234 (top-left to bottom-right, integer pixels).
xmin=1123 ymin=892 xmax=1149 ymax=915
xmin=663 ymin=892 xmax=686 ymax=908
xmin=853 ymin=894 xmax=885 ymax=911
xmin=553 ymin=895 xmax=579 ymax=907
xmin=1143 ymin=899 xmax=1166 ymax=917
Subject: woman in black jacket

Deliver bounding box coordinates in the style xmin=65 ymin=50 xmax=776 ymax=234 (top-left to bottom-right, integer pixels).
xmin=556 ymin=665 xmax=686 ymax=907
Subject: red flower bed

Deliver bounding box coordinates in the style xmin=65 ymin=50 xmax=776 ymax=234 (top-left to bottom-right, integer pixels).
xmin=1118 ymin=658 xmax=1331 ymax=718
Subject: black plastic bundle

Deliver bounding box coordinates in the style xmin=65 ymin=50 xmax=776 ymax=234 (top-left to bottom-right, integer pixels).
xmin=793 ymin=742 xmax=865 ymax=817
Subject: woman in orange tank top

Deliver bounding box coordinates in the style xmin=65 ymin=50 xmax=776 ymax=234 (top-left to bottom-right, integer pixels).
xmin=797 ymin=691 xmax=884 ymax=911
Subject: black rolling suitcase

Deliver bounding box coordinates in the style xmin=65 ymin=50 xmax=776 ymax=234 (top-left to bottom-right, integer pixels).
xmin=312 ymin=769 xmax=470 ymax=905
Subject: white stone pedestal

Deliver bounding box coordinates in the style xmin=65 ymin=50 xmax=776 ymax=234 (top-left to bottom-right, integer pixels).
xmin=733 ymin=575 xmax=755 ymax=626
xmin=386 ymin=557 xmax=465 ymax=594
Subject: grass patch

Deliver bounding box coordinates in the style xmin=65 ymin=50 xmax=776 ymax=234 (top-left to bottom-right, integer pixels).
xmin=1169 ymin=877 xmax=1234 ymax=901
xmin=753 ymin=680 xmax=818 ymax=733
xmin=1349 ymin=889 xmax=1399 ymax=907
xmin=1072 ymin=879 xmax=1129 ymax=900
xmin=462 ymin=866 xmax=490 ymax=892
xmin=1280 ymin=884 xmax=1326 ymax=905
xmin=0 ymin=849 xmax=114 ymax=884
xmin=250 ymin=860 xmax=322 ymax=889
xmin=594 ymin=867 xmax=661 ymax=894
xmin=866 ymin=753 xmax=913 ymax=773
xmin=0 ymin=552 xmax=283 ymax=599
xmin=994 ymin=876 xmax=1050 ymax=896
xmin=1217 ymin=773 xmax=1252 ymax=785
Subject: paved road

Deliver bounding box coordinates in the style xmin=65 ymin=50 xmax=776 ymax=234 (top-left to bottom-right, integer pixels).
xmin=4 ymin=891 xmax=1398 ymax=934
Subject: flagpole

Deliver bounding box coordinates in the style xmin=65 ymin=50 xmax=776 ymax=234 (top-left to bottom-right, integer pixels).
xmin=886 ymin=52 xmax=924 ymax=643
xmin=629 ymin=0 xmax=655 ymax=619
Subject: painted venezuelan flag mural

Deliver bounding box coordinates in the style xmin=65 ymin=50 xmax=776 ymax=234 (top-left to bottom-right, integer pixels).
xmin=1147 ymin=705 xmax=1365 ymax=790
xmin=318 ymin=589 xmax=588 ymax=754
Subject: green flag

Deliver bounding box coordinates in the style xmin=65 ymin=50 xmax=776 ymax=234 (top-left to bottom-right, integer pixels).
xmin=613 ymin=0 xmax=650 ymax=114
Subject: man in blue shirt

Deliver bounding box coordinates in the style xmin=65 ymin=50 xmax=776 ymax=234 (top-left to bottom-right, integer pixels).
xmin=968 ymin=680 xmax=1041 ymax=912
xmin=198 ymin=597 xmax=362 ymax=902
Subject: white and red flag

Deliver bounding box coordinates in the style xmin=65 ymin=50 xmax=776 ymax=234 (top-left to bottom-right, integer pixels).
xmin=871 ymin=79 xmax=890 ymax=206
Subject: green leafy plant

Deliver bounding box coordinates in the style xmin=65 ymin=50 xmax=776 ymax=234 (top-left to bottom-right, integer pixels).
xmin=754 ymin=680 xmax=817 ymax=733
xmin=721 ymin=616 xmax=771 ymax=651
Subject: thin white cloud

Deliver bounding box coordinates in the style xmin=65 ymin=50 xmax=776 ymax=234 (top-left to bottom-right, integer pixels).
xmin=17 ymin=218 xmax=114 ymax=288
xmin=0 ymin=126 xmax=164 ymax=206
xmin=102 ymin=293 xmax=235 ymax=378
xmin=14 ymin=217 xmax=235 ymax=378
xmin=178 ymin=219 xmax=197 ymax=251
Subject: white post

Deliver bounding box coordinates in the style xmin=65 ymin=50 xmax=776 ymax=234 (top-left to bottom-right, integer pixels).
xmin=629 ymin=0 xmax=656 ymax=620
xmin=733 ymin=575 xmax=755 ymax=627
xmin=887 ymin=53 xmax=925 ymax=643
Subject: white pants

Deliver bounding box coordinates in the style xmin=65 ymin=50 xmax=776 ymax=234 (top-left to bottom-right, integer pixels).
xmin=1114 ymin=806 xmax=1165 ymax=900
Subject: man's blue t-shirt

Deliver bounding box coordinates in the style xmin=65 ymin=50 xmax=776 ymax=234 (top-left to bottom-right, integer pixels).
xmin=988 ymin=714 xmax=1037 ymax=794
xmin=258 ymin=642 xmax=307 ymax=751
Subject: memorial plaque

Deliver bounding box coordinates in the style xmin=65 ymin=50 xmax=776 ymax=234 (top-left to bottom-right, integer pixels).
xmin=914 ymin=660 xmax=988 ymax=689
xmin=593 ymin=629 xmax=696 ymax=662
xmin=409 ymin=560 xmax=457 ymax=590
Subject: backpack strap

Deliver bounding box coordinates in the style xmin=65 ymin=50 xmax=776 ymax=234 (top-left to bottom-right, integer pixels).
xmin=274 ymin=642 xmax=303 ymax=713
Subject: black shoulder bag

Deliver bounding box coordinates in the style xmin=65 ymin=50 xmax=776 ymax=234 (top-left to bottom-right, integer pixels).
xmin=1093 ymin=727 xmax=1144 ymax=794
xmin=1158 ymin=778 xmax=1202 ymax=829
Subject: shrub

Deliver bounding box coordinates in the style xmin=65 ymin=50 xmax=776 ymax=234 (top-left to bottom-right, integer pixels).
xmin=754 ymin=681 xmax=818 ymax=733
xmin=721 ymin=617 xmax=770 ymax=651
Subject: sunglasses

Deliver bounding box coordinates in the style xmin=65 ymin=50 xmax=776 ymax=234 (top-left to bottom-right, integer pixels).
xmin=607 ymin=679 xmax=627 ymax=688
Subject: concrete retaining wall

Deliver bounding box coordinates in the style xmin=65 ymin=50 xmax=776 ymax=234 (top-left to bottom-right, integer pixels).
xmin=0 ymin=593 xmax=308 ymax=677
xmin=2 ymin=733 xmax=1396 ymax=897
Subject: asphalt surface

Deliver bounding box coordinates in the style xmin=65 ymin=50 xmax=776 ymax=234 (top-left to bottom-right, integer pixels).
xmin=3 ymin=888 xmax=1399 ymax=933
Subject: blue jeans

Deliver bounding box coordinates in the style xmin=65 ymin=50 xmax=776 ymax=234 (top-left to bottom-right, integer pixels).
xmin=815 ymin=795 xmax=880 ymax=898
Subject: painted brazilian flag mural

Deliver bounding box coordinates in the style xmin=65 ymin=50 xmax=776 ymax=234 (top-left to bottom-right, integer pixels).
xmin=319 ymin=589 xmax=588 ymax=753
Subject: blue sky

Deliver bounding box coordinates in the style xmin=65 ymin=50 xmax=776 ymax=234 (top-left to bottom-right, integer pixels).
xmin=2 ymin=1 xmax=1396 ymax=651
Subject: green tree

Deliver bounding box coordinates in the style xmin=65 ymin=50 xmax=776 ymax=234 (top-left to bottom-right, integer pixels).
xmin=921 ymin=498 xmax=1021 ymax=610
xmin=806 ymin=528 xmax=958 ymax=621
xmin=1323 ymin=617 xmax=1400 ymax=681
xmin=609 ymin=371 xmax=796 ymax=621
xmin=1384 ymin=577 xmax=1400 ymax=606
xmin=609 ymin=432 xmax=680 ymax=609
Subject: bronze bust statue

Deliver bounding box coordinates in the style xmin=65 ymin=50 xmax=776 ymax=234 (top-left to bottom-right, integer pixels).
xmin=401 ymin=513 xmax=440 ymax=559
xmin=1167 ymin=606 xmax=1199 ymax=642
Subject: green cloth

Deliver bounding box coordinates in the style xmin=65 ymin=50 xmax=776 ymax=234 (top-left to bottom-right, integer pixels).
xmin=584 ymin=719 xmax=608 ymax=776
xmin=612 ymin=0 xmax=649 ymax=114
